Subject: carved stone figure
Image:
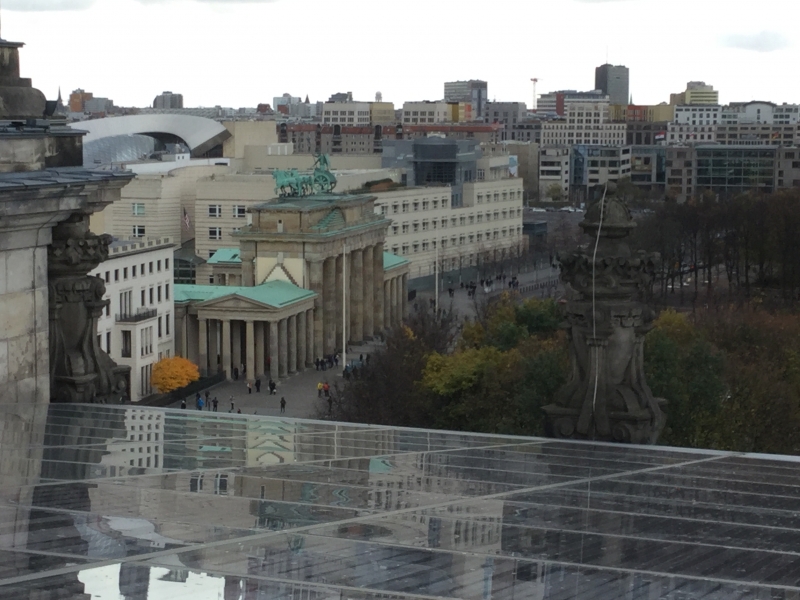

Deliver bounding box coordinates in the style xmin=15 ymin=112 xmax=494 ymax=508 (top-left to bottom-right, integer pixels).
xmin=542 ymin=183 xmax=666 ymax=444
xmin=48 ymin=215 xmax=130 ymax=403
xmin=273 ymin=154 xmax=337 ymax=198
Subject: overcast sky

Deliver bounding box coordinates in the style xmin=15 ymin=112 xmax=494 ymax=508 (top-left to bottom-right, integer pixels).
xmin=4 ymin=0 xmax=797 ymax=109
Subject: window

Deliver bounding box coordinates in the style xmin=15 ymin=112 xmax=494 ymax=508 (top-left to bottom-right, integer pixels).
xmin=131 ymin=203 xmax=145 ymax=216
xmin=166 ymin=313 xmax=171 ymax=336
xmin=132 ymin=226 xmax=145 ymax=238
xmin=141 ymin=290 xmax=145 ymax=306
xmin=121 ymin=330 xmax=132 ymax=358
xmin=158 ymin=317 xmax=163 ymax=338
xmin=165 ymin=258 xmax=170 ymax=270
xmin=208 ymin=250 xmax=217 ymax=259
xmin=157 ymin=260 xmax=162 ymax=272
xmin=114 ymin=269 xmax=119 ymax=282
xmin=149 ymin=287 xmax=154 ymax=305
xmin=208 ymin=205 xmax=222 ymax=218
xmin=165 ymin=284 xmax=170 ymax=301
xmin=209 ymin=227 xmax=222 ymax=240
xmin=149 ymin=262 xmax=153 ymax=274
xmin=233 ymin=205 xmax=246 ymax=218
xmin=157 ymin=286 xmax=162 ymax=303
xmin=106 ymin=332 xmax=111 ymax=354
xmin=132 ymin=265 xmax=137 ymax=277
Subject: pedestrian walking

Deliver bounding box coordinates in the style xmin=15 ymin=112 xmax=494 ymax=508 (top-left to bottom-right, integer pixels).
xmin=212 ymin=397 xmax=218 ymax=412
xmin=323 ymin=381 xmax=330 ymax=398
xmin=327 ymin=395 xmax=333 ymax=414
xmin=196 ymin=396 xmax=204 ymax=411
xmin=255 ymin=378 xmax=261 ymax=393
xmin=247 ymin=381 xmax=252 ymax=394
xmin=233 ymin=366 xmax=239 ymax=380
xmin=180 ymin=399 xmax=187 ymax=410
xmin=230 ymin=396 xmax=235 ymax=412
xmin=280 ymin=397 xmax=286 ymax=413
xmin=317 ymin=382 xmax=323 ymax=398
xmin=315 ymin=358 xmax=320 ymax=371
xmin=269 ymin=379 xmax=277 ymax=395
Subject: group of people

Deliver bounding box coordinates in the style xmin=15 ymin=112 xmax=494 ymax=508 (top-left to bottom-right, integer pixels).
xmin=314 ymin=354 xmax=339 ymax=371
xmin=182 ymin=390 xmax=286 ymax=414
xmin=247 ymin=377 xmax=277 ymax=395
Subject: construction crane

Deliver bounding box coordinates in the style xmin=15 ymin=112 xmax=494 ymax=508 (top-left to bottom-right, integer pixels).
xmin=530 ymin=78 xmax=539 ymax=111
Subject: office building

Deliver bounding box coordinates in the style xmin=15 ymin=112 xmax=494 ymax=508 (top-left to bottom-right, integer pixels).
xmin=90 ymin=238 xmax=176 ymax=402
xmin=153 ymin=91 xmax=184 ymax=109
xmin=444 ymin=79 xmax=488 ymax=120
xmin=540 ymin=98 xmax=627 ymax=147
xmin=670 ymin=82 xmax=719 ymax=106
xmin=595 ymin=64 xmax=630 ymax=106
xmin=538 ymin=146 xmax=571 ymax=200
xmin=483 ymin=102 xmax=527 ymax=139
xmin=322 ymin=101 xmax=372 ymax=126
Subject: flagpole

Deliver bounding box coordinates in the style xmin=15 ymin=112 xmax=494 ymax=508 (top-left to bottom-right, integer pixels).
xmin=342 ymin=241 xmax=347 ymax=373
xmin=435 ymin=242 xmax=439 ymax=312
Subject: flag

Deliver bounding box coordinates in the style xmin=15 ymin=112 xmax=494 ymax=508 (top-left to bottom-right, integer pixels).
xmin=183 ymin=208 xmax=191 ymax=230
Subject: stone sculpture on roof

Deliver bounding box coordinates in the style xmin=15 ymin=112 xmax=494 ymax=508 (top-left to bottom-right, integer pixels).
xmin=273 ymin=154 xmax=337 ymax=198
xmin=543 ymin=182 xmax=666 ymax=444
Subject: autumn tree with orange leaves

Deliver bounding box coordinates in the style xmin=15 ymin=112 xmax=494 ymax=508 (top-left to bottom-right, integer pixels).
xmin=151 ymin=356 xmax=200 ymax=393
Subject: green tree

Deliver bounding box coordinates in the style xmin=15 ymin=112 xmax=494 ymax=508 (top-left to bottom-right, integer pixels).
xmin=546 ymin=183 xmax=565 ymax=202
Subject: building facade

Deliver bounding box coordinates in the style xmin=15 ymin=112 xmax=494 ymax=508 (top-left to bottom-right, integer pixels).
xmin=153 ymin=91 xmax=184 ymax=109
xmin=322 ymin=102 xmax=372 ymax=126
xmin=90 ymin=238 xmax=176 ymax=402
xmin=444 ymin=80 xmax=488 ymax=120
xmin=670 ymin=82 xmax=719 ymax=105
xmin=539 ymin=146 xmax=571 ymax=199
xmin=541 ymin=99 xmax=627 ymax=146
xmin=595 ymin=64 xmax=630 ymax=106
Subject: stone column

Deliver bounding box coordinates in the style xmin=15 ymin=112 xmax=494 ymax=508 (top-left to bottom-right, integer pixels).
xmin=198 ymin=318 xmax=208 ymax=376
xmin=221 ymin=319 xmax=232 ymax=380
xmin=363 ymin=245 xmax=374 ymax=339
xmin=187 ymin=315 xmax=199 ymax=365
xmin=373 ymin=242 xmax=385 ymax=333
xmin=232 ymin=321 xmax=242 ymax=376
xmin=297 ymin=311 xmax=307 ymax=369
xmin=305 ymin=309 xmax=314 ymax=367
xmin=323 ymin=257 xmax=336 ymax=355
xmin=335 ymin=254 xmax=343 ymax=348
xmin=269 ymin=320 xmax=279 ymax=381
xmin=384 ymin=281 xmax=392 ymax=330
xmin=278 ymin=318 xmax=288 ymax=378
xmin=208 ymin=319 xmax=218 ymax=373
xmin=245 ymin=320 xmax=255 ymax=384
xmin=255 ymin=321 xmax=265 ymax=377
xmin=350 ymin=249 xmax=364 ymax=343
xmin=240 ymin=242 xmax=255 ymax=287
xmin=288 ymin=315 xmax=297 ymax=374
xmin=390 ymin=277 xmax=398 ymax=326
xmin=402 ymin=274 xmax=409 ymax=320
xmin=309 ymin=260 xmax=324 ymax=360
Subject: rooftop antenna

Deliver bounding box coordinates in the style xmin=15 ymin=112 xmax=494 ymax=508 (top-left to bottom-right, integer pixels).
xmin=530 ymin=78 xmax=539 ymax=111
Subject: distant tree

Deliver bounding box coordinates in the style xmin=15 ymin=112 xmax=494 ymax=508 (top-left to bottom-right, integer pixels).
xmin=546 ymin=183 xmax=565 ymax=202
xmin=151 ymin=356 xmax=200 ymax=393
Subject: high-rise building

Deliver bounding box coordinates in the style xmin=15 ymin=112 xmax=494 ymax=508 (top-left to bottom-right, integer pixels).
xmin=594 ymin=64 xmax=630 ymax=106
xmin=444 ymin=80 xmax=488 ymax=121
xmin=153 ymin=91 xmax=184 ymax=110
xmin=69 ymin=88 xmax=93 ymax=112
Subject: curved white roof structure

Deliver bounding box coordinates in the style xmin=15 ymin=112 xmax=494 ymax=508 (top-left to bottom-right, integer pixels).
xmin=69 ymin=114 xmax=231 ymax=157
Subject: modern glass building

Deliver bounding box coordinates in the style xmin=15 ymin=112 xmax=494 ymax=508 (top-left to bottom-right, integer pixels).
xmin=695 ymin=146 xmax=777 ymax=196
xmin=2 ymin=401 xmax=799 ymax=599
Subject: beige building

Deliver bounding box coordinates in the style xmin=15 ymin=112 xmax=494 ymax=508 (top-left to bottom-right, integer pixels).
xmin=541 ymin=100 xmax=627 ymax=146
xmin=670 ymin=81 xmax=720 ymax=106
xmin=370 ymin=102 xmax=396 ymax=124
xmin=194 ymin=167 xmax=403 ymax=283
xmin=373 ymin=177 xmax=525 ymax=279
xmin=174 ymin=193 xmax=410 ymax=382
xmin=222 ymin=120 xmax=280 ymax=160
xmin=539 ymin=146 xmax=571 ymax=200
xmin=402 ymin=101 xmax=453 ymax=125
xmin=322 ymin=101 xmax=372 ymax=126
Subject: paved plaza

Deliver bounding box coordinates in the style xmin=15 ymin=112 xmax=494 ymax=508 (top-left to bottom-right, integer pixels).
xmin=169 ymin=264 xmax=561 ymax=419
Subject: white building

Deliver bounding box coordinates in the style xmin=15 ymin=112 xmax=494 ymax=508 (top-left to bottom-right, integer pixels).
xmin=373 ymin=177 xmax=525 ymax=280
xmin=721 ymin=101 xmax=800 ymax=125
xmin=538 ymin=146 xmax=571 ymax=200
xmin=540 ymin=99 xmax=626 ymax=146
xmin=322 ymin=101 xmax=372 ymax=126
xmin=402 ymin=101 xmax=452 ymax=125
xmin=667 ymin=105 xmax=720 ymax=144
xmin=91 ymin=238 xmax=176 ymax=402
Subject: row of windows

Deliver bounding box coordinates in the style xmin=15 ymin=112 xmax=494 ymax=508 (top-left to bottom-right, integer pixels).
xmin=390 ymin=228 xmax=523 ymax=255
xmin=104 ymin=259 xmax=169 ymax=284
xmin=209 ymin=227 xmax=241 ymax=241
xmin=208 ymin=205 xmax=247 ymax=218
xmin=389 ymin=209 xmax=522 ymax=235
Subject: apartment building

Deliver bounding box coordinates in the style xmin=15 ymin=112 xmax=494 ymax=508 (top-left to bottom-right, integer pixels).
xmin=402 ymin=101 xmax=455 ymax=125
xmin=444 ymin=79 xmax=488 ymax=120
xmin=571 ymin=145 xmax=632 ymax=189
xmin=540 ymin=100 xmax=626 ymax=146
xmin=670 ymin=82 xmax=719 ymax=105
xmin=539 ymin=146 xmax=571 ymax=200
xmin=90 ymin=238 xmax=176 ymax=402
xmin=322 ymin=101 xmax=372 ymax=126
xmin=373 ymin=178 xmax=525 ymax=279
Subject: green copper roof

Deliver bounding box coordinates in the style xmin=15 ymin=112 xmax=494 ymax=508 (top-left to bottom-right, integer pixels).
xmin=383 ymin=252 xmax=408 ymax=271
xmin=174 ymin=280 xmax=315 ymax=309
xmin=207 ymin=248 xmax=241 ymax=264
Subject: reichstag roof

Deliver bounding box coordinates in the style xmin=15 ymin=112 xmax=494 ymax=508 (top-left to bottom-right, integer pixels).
xmin=1 ymin=402 xmax=799 ymax=599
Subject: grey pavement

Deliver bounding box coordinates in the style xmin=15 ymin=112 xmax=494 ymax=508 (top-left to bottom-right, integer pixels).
xmin=168 ymin=341 xmax=382 ymax=419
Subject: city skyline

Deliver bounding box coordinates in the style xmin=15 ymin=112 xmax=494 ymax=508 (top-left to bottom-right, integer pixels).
xmin=4 ymin=0 xmax=797 ymax=110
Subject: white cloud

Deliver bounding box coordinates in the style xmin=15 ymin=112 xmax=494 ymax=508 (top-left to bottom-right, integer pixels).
xmin=722 ymin=31 xmax=790 ymax=53
xmin=5 ymin=0 xmax=95 ymax=10
xmin=5 ymin=0 xmax=278 ymax=10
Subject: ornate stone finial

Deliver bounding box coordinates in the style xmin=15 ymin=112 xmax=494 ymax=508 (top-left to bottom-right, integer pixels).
xmin=48 ymin=215 xmax=130 ymax=404
xmin=543 ymin=183 xmax=665 ymax=444
xmin=0 ymin=39 xmax=47 ymax=119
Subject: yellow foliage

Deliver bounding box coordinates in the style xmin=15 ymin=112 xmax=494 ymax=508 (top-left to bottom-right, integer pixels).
xmin=402 ymin=325 xmax=416 ymax=340
xmin=652 ymin=308 xmax=696 ymax=347
xmin=151 ymin=356 xmax=200 ymax=393
xmin=423 ymin=346 xmax=519 ymax=396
